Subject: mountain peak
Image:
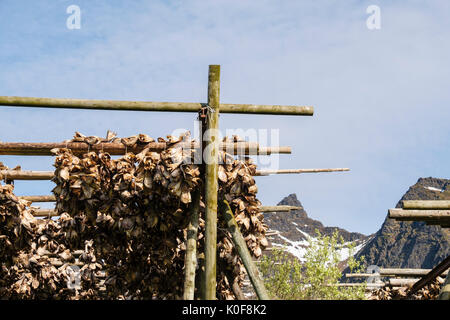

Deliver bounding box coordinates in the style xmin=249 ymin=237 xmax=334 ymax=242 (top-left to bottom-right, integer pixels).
xmin=264 ymin=193 xmax=368 ymax=248
xmin=276 ymin=193 xmax=307 ymax=219
xmin=277 ymin=193 xmax=302 ymax=207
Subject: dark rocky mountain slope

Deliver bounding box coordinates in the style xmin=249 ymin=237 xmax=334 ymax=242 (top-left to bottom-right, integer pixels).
xmin=264 ymin=178 xmax=449 ymax=268
xmin=354 ymin=177 xmax=450 ymax=268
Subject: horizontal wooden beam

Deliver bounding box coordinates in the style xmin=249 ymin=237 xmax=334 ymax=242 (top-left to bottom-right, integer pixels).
xmin=20 ymin=195 xmax=56 ymax=202
xmin=329 ymin=283 xmax=384 ymax=288
xmin=31 ymin=205 xmax=303 ymax=216
xmin=0 ymin=142 xmax=290 ymax=156
xmin=382 ymin=268 xmax=448 ymax=276
xmin=388 ymin=278 xmax=420 ymax=287
xmin=32 ymin=209 xmax=59 ymax=217
xmin=335 ymin=279 xmax=422 ymax=288
xmin=402 ymin=200 xmax=450 ymax=210
xmin=0 ymin=96 xmax=314 ymax=116
xmin=389 ymin=209 xmax=450 ymax=221
xmin=346 ymin=268 xmax=448 ymax=278
xmin=0 ymin=170 xmax=54 ymax=180
xmin=254 ymin=168 xmax=350 ymax=176
xmin=259 ymin=205 xmax=302 ymax=212
xmin=257 ymin=146 xmax=291 ymax=154
xmin=4 ymin=166 xmax=351 ymax=181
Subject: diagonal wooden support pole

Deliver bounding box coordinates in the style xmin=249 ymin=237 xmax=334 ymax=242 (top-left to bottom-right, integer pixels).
xmin=203 ymin=64 xmax=220 ymax=300
xmin=406 ymin=255 xmax=450 ymax=298
xmin=219 ymin=199 xmax=270 ymax=300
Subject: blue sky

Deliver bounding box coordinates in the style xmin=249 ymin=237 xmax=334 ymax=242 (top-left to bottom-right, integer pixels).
xmin=1 ymin=1 xmax=449 ymax=235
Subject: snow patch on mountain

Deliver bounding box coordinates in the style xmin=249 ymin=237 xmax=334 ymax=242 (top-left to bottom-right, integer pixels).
xmin=270 ymin=227 xmax=370 ymax=263
xmin=424 ymin=186 xmax=444 ymax=192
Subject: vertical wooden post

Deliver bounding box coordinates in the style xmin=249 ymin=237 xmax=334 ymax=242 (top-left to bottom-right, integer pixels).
xmin=203 ymin=64 xmax=220 ymax=300
xmin=183 ymin=190 xmax=200 ymax=300
xmin=219 ymin=200 xmax=270 ymax=300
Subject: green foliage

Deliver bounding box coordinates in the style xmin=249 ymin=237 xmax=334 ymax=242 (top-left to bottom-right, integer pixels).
xmin=259 ymin=230 xmax=366 ymax=300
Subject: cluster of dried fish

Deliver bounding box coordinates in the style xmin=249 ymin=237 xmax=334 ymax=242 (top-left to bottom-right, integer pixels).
xmin=69 ymin=130 xmax=158 ymax=148
xmin=47 ymin=132 xmax=267 ymax=299
xmin=0 ymin=181 xmax=102 ymax=299
xmin=367 ymin=278 xmax=444 ymax=300
xmin=0 ymin=180 xmax=33 ymax=263
xmin=215 ymin=152 xmax=267 ymax=299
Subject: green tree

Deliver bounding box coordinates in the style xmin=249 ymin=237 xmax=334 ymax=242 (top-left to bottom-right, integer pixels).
xmin=259 ymin=230 xmax=366 ymax=300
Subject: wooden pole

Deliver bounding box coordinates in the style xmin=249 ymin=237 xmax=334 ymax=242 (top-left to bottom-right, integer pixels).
xmin=389 ymin=209 xmax=450 ymax=220
xmin=259 ymin=205 xmax=302 ymax=212
xmin=257 ymin=146 xmax=292 ymax=155
xmin=0 ymin=142 xmax=290 ymax=156
xmin=402 ymin=200 xmax=450 ymax=210
xmin=439 ymin=271 xmax=450 ymax=300
xmin=1 ymin=166 xmax=356 ymax=182
xmin=388 ymin=278 xmax=420 ymax=287
xmin=29 ymin=205 xmax=302 ymax=215
xmin=31 ymin=209 xmax=59 ymax=217
xmin=381 ymin=268 xmax=448 ymax=276
xmin=183 ymin=190 xmax=200 ymax=300
xmin=406 ymin=255 xmax=450 ymax=298
xmin=254 ymin=168 xmax=350 ymax=176
xmin=203 ymin=65 xmax=220 ymax=300
xmin=219 ymin=200 xmax=270 ymax=300
xmin=0 ymin=170 xmax=54 ymax=180
xmin=330 ymin=283 xmax=384 ymax=289
xmin=346 ymin=268 xmax=449 ymax=278
xmin=20 ymin=195 xmax=56 ymax=202
xmin=0 ymin=95 xmax=313 ymax=116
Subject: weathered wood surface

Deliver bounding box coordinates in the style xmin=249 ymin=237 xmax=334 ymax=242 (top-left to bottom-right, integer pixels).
xmin=388 ymin=278 xmax=420 ymax=287
xmin=0 ymin=141 xmax=289 ymax=156
xmin=330 ymin=283 xmax=384 ymax=288
xmin=0 ymin=170 xmax=54 ymax=180
xmin=389 ymin=209 xmax=450 ymax=220
xmin=407 ymin=255 xmax=450 ymax=298
xmin=259 ymin=205 xmax=302 ymax=212
xmin=346 ymin=268 xmax=449 ymax=278
xmin=32 ymin=209 xmax=59 ymax=217
xmin=256 ymin=146 xmax=291 ymax=155
xmin=29 ymin=205 xmax=302 ymax=214
xmin=20 ymin=195 xmax=56 ymax=202
xmin=3 ymin=166 xmax=357 ymax=182
xmin=0 ymin=96 xmax=314 ymax=116
xmin=183 ymin=190 xmax=200 ymax=300
xmin=220 ymin=200 xmax=269 ymax=300
xmin=402 ymin=200 xmax=450 ymax=210
xmin=254 ymin=168 xmax=350 ymax=176
xmin=203 ymin=65 xmax=220 ymax=300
